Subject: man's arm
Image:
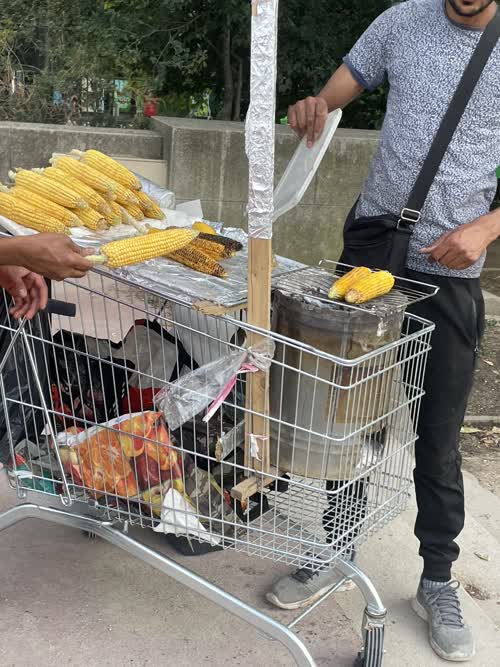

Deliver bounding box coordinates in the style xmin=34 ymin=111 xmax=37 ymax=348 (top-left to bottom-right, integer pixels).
xmin=288 ymin=65 xmax=364 ymax=147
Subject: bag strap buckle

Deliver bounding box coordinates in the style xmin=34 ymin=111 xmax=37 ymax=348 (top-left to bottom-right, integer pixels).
xmin=397 ymin=207 xmax=420 ymax=232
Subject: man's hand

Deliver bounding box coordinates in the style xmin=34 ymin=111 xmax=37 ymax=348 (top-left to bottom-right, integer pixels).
xmin=10 ymin=233 xmax=93 ymax=281
xmin=420 ymin=213 xmax=500 ymax=270
xmin=289 ymin=97 xmax=329 ymax=148
xmin=0 ymin=266 xmax=48 ymax=320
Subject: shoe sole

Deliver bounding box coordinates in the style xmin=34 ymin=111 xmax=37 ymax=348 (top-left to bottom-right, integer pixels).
xmin=411 ymin=597 xmax=475 ymax=662
xmin=266 ymin=579 xmax=356 ymax=611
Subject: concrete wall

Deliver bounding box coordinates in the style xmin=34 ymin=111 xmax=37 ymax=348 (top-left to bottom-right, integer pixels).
xmin=152 ymin=117 xmax=379 ymax=265
xmin=0 ymin=122 xmax=163 ymax=182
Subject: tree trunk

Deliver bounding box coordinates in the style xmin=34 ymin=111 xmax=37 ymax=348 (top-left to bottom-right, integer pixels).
xmin=221 ymin=16 xmax=233 ymax=121
xmin=232 ymin=58 xmax=243 ymax=121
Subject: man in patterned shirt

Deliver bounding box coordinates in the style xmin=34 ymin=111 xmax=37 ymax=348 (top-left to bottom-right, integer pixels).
xmin=267 ymin=0 xmax=500 ymax=661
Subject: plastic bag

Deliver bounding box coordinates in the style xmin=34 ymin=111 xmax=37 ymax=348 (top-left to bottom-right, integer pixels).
xmin=156 ymin=339 xmax=275 ymax=431
xmin=156 ymin=350 xmax=246 ymax=432
xmin=58 ymin=411 xmax=181 ymax=500
xmin=152 ymin=453 xmax=240 ymax=545
xmin=0 ymin=290 xmax=52 ymax=463
xmin=50 ymin=330 xmax=134 ymax=431
xmin=137 ymin=174 xmax=175 ymax=211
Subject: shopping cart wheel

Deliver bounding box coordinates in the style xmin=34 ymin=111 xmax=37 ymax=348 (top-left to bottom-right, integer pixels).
xmin=354 ymin=618 xmax=384 ymax=667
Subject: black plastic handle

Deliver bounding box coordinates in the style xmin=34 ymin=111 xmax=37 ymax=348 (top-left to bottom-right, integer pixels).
xmin=43 ymin=299 xmax=76 ymax=317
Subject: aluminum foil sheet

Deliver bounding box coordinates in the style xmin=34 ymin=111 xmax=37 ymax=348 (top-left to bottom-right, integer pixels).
xmin=245 ymin=0 xmax=279 ymax=240
xmin=111 ymin=231 xmax=303 ymax=308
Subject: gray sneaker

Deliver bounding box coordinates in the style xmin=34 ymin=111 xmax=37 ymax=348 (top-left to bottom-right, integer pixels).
xmin=411 ymin=580 xmax=475 ymax=662
xmin=266 ymin=564 xmax=355 ymax=610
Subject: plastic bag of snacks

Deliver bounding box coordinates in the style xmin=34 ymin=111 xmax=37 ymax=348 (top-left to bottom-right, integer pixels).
xmin=57 ymin=411 xmax=181 ymax=500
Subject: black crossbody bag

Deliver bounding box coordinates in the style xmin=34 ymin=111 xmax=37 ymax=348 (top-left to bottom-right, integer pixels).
xmin=340 ymin=12 xmax=500 ymax=275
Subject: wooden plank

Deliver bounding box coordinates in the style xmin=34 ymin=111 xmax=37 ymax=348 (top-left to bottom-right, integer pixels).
xmin=231 ymin=466 xmax=279 ymax=502
xmin=192 ymin=300 xmax=247 ymax=316
xmin=245 ymin=237 xmax=273 ymax=474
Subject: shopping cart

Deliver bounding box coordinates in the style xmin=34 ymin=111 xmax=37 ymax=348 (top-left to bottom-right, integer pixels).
xmin=0 ymin=264 xmax=435 ymax=667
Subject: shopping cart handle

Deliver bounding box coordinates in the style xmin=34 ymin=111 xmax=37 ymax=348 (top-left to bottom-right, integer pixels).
xmin=44 ymin=299 xmax=76 ymax=317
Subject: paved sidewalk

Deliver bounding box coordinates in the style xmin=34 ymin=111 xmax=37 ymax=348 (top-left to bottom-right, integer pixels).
xmin=0 ymin=474 xmax=359 ymax=667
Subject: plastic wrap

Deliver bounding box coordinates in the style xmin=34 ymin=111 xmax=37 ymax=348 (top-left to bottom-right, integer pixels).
xmin=137 ymin=174 xmax=175 ymax=210
xmin=156 ymin=339 xmax=275 ymax=432
xmin=245 ymin=0 xmax=279 ymax=239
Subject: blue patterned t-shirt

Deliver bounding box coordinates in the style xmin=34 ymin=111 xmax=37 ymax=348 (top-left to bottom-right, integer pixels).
xmin=344 ymin=0 xmax=500 ymax=277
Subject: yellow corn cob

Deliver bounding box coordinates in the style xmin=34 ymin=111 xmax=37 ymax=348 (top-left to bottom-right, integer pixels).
xmin=136 ymin=190 xmax=165 ymax=220
xmin=106 ymin=201 xmax=124 ymax=226
xmin=76 ymin=207 xmax=108 ymax=232
xmin=113 ymin=184 xmax=140 ymax=207
xmin=167 ymin=245 xmax=227 ymax=278
xmin=345 ymin=271 xmax=395 ymax=304
xmin=191 ymin=237 xmax=232 ymax=259
xmin=10 ymin=169 xmax=88 ymax=210
xmin=72 ymin=149 xmax=142 ymax=191
xmin=192 ymin=220 xmax=216 ymax=235
xmin=1 ymin=185 xmax=81 ymax=228
xmin=88 ymin=228 xmax=198 ymax=268
xmin=328 ymin=266 xmax=372 ymax=300
xmin=50 ymin=155 xmax=117 ymax=199
xmin=122 ymin=201 xmax=144 ymax=221
xmin=41 ymin=167 xmax=112 ymax=216
xmin=0 ymin=192 xmax=68 ymax=234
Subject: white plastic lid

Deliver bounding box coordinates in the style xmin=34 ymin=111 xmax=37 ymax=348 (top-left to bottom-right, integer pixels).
xmin=273 ymin=109 xmax=342 ymax=223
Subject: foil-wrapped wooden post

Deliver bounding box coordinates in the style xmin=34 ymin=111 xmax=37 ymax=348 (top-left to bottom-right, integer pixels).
xmin=232 ymin=0 xmax=279 ymax=500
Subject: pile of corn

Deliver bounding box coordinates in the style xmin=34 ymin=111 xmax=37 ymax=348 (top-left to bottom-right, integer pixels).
xmin=328 ymin=266 xmax=395 ymax=304
xmin=0 ymin=149 xmax=165 ymax=235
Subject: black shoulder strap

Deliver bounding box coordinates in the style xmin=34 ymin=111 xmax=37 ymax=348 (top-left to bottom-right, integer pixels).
xmin=401 ymin=11 xmax=500 ymax=223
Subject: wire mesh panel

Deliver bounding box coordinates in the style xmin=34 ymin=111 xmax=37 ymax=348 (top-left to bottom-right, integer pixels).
xmin=0 ymin=271 xmax=433 ymax=570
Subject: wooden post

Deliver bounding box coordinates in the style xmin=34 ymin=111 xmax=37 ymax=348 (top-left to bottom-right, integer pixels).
xmin=231 ymin=0 xmax=279 ymax=501
xmin=245 ymin=237 xmax=272 ymax=473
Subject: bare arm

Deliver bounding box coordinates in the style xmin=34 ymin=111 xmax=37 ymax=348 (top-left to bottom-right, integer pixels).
xmin=288 ymin=64 xmax=364 ymax=147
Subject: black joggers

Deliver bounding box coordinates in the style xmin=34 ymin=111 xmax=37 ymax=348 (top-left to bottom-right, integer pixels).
xmin=324 ymin=269 xmax=485 ymax=582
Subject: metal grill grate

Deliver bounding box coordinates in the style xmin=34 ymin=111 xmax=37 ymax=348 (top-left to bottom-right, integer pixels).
xmin=273 ymin=261 xmax=438 ymax=315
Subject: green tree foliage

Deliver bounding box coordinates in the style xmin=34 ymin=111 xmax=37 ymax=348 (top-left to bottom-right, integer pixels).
xmin=0 ymin=0 xmax=391 ymax=128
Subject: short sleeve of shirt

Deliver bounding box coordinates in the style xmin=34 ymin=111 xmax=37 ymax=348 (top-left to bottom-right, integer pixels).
xmin=343 ymin=7 xmax=397 ymax=92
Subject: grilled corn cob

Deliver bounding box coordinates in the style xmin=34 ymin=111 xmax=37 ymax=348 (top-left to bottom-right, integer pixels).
xmin=167 ymin=245 xmax=227 ymax=278
xmin=193 ymin=220 xmax=216 ymax=235
xmin=328 ymin=266 xmax=372 ymax=300
xmin=122 ymin=201 xmax=144 ymax=221
xmin=72 ymin=149 xmax=142 ymax=191
xmin=136 ymin=190 xmax=165 ymax=220
xmin=76 ymin=207 xmax=108 ymax=232
xmin=50 ymin=155 xmax=117 ymax=199
xmin=40 ymin=167 xmax=112 ymax=216
xmin=191 ymin=237 xmax=233 ymax=260
xmin=10 ymin=169 xmax=87 ymax=210
xmin=345 ymin=271 xmax=395 ymax=304
xmin=1 ymin=185 xmax=81 ymax=228
xmin=88 ymin=228 xmax=197 ymax=268
xmin=0 ymin=192 xmax=68 ymax=234
xmin=198 ymin=232 xmax=243 ymax=253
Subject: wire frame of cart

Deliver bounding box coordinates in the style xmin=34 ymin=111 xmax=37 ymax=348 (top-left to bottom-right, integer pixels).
xmin=0 ymin=262 xmax=435 ymax=666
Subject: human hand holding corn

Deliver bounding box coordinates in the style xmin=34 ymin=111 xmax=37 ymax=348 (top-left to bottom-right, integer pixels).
xmin=3 ymin=234 xmax=94 ymax=281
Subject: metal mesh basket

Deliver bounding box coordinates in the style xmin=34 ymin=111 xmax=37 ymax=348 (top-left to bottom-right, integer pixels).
xmin=0 ymin=270 xmax=434 ymax=571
